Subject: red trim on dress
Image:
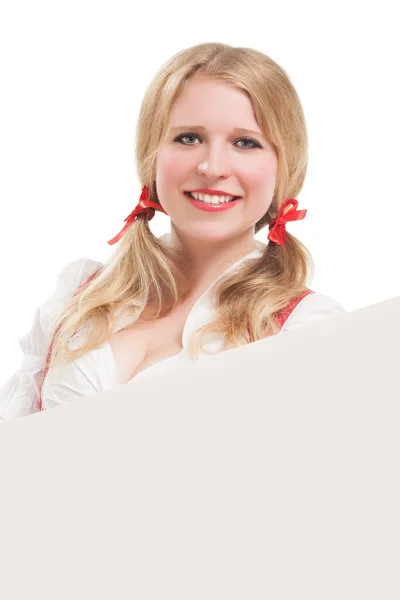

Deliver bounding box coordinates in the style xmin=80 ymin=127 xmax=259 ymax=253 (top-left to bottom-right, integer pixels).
xmin=275 ymin=289 xmax=314 ymax=329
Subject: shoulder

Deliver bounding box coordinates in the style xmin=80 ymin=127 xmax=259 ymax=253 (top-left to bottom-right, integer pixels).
xmin=0 ymin=258 xmax=104 ymax=423
xmin=39 ymin=257 xmax=103 ymax=334
xmin=54 ymin=257 xmax=103 ymax=292
xmin=281 ymin=292 xmax=346 ymax=332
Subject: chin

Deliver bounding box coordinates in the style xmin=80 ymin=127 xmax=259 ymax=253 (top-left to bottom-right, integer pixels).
xmin=182 ymin=228 xmax=243 ymax=243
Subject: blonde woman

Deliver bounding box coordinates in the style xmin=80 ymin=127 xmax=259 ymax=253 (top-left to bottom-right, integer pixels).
xmin=0 ymin=42 xmax=345 ymax=423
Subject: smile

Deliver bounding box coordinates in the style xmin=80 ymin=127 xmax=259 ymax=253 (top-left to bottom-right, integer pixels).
xmin=184 ymin=192 xmax=241 ymax=212
xmin=185 ymin=191 xmax=241 ymax=204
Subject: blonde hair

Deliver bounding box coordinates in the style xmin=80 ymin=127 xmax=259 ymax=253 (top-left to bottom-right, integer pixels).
xmin=47 ymin=42 xmax=314 ymax=371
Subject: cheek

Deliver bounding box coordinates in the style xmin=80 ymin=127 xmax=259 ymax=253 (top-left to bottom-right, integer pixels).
xmin=244 ymin=155 xmax=277 ymax=191
xmin=156 ymin=148 xmax=190 ymax=186
xmin=242 ymin=157 xmax=277 ymax=214
xmin=245 ymin=171 xmax=270 ymax=193
xmin=242 ymin=160 xmax=277 ymax=190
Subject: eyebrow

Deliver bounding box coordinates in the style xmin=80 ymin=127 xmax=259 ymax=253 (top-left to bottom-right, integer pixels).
xmin=170 ymin=125 xmax=265 ymax=138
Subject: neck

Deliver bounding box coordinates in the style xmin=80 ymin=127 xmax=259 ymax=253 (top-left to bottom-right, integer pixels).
xmin=168 ymin=227 xmax=260 ymax=295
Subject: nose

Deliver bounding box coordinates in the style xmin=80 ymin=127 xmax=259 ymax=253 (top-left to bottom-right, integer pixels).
xmin=196 ymin=143 xmax=233 ymax=180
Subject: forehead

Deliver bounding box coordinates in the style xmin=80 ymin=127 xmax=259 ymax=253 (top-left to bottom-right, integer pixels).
xmin=167 ymin=74 xmax=261 ymax=134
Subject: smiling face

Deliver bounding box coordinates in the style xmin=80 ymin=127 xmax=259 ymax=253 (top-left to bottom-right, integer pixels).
xmin=155 ymin=72 xmax=278 ymax=252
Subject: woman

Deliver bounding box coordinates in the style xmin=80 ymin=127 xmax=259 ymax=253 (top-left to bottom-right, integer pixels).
xmin=0 ymin=42 xmax=345 ymax=422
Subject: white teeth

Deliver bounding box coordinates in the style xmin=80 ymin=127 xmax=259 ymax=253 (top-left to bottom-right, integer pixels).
xmin=189 ymin=192 xmax=236 ymax=204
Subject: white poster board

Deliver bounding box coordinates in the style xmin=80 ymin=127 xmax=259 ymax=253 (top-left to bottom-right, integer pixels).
xmin=0 ymin=298 xmax=399 ymax=599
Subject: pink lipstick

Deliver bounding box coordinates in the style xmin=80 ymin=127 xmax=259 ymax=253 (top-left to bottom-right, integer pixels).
xmin=184 ymin=192 xmax=241 ymax=212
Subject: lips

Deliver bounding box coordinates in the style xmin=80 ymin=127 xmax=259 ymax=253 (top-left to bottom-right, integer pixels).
xmin=184 ymin=192 xmax=241 ymax=212
xmin=185 ymin=191 xmax=241 ymax=201
xmin=189 ymin=189 xmax=241 ymax=197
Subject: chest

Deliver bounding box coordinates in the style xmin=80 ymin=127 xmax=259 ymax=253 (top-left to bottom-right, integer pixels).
xmin=108 ymin=303 xmax=194 ymax=385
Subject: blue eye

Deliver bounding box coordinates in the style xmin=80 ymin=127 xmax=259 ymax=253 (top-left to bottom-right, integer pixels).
xmin=174 ymin=133 xmax=199 ymax=145
xmin=173 ymin=132 xmax=262 ymax=149
xmin=236 ymin=138 xmax=262 ymax=149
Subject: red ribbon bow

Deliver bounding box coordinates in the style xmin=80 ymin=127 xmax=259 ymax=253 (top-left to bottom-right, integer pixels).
xmin=107 ymin=186 xmax=167 ymax=246
xmin=267 ymin=198 xmax=307 ymax=245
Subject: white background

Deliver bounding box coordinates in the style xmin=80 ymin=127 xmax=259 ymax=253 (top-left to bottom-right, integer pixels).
xmin=1 ymin=0 xmax=399 ymax=382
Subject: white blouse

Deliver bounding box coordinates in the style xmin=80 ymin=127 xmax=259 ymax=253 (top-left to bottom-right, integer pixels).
xmin=0 ymin=238 xmax=346 ymax=422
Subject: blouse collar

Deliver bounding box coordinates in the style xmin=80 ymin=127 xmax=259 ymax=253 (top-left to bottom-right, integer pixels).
xmin=115 ymin=232 xmax=266 ymax=348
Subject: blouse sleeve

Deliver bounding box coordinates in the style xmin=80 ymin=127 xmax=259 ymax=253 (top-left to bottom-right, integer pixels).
xmin=0 ymin=258 xmax=103 ymax=424
xmin=281 ymin=293 xmax=346 ymax=332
